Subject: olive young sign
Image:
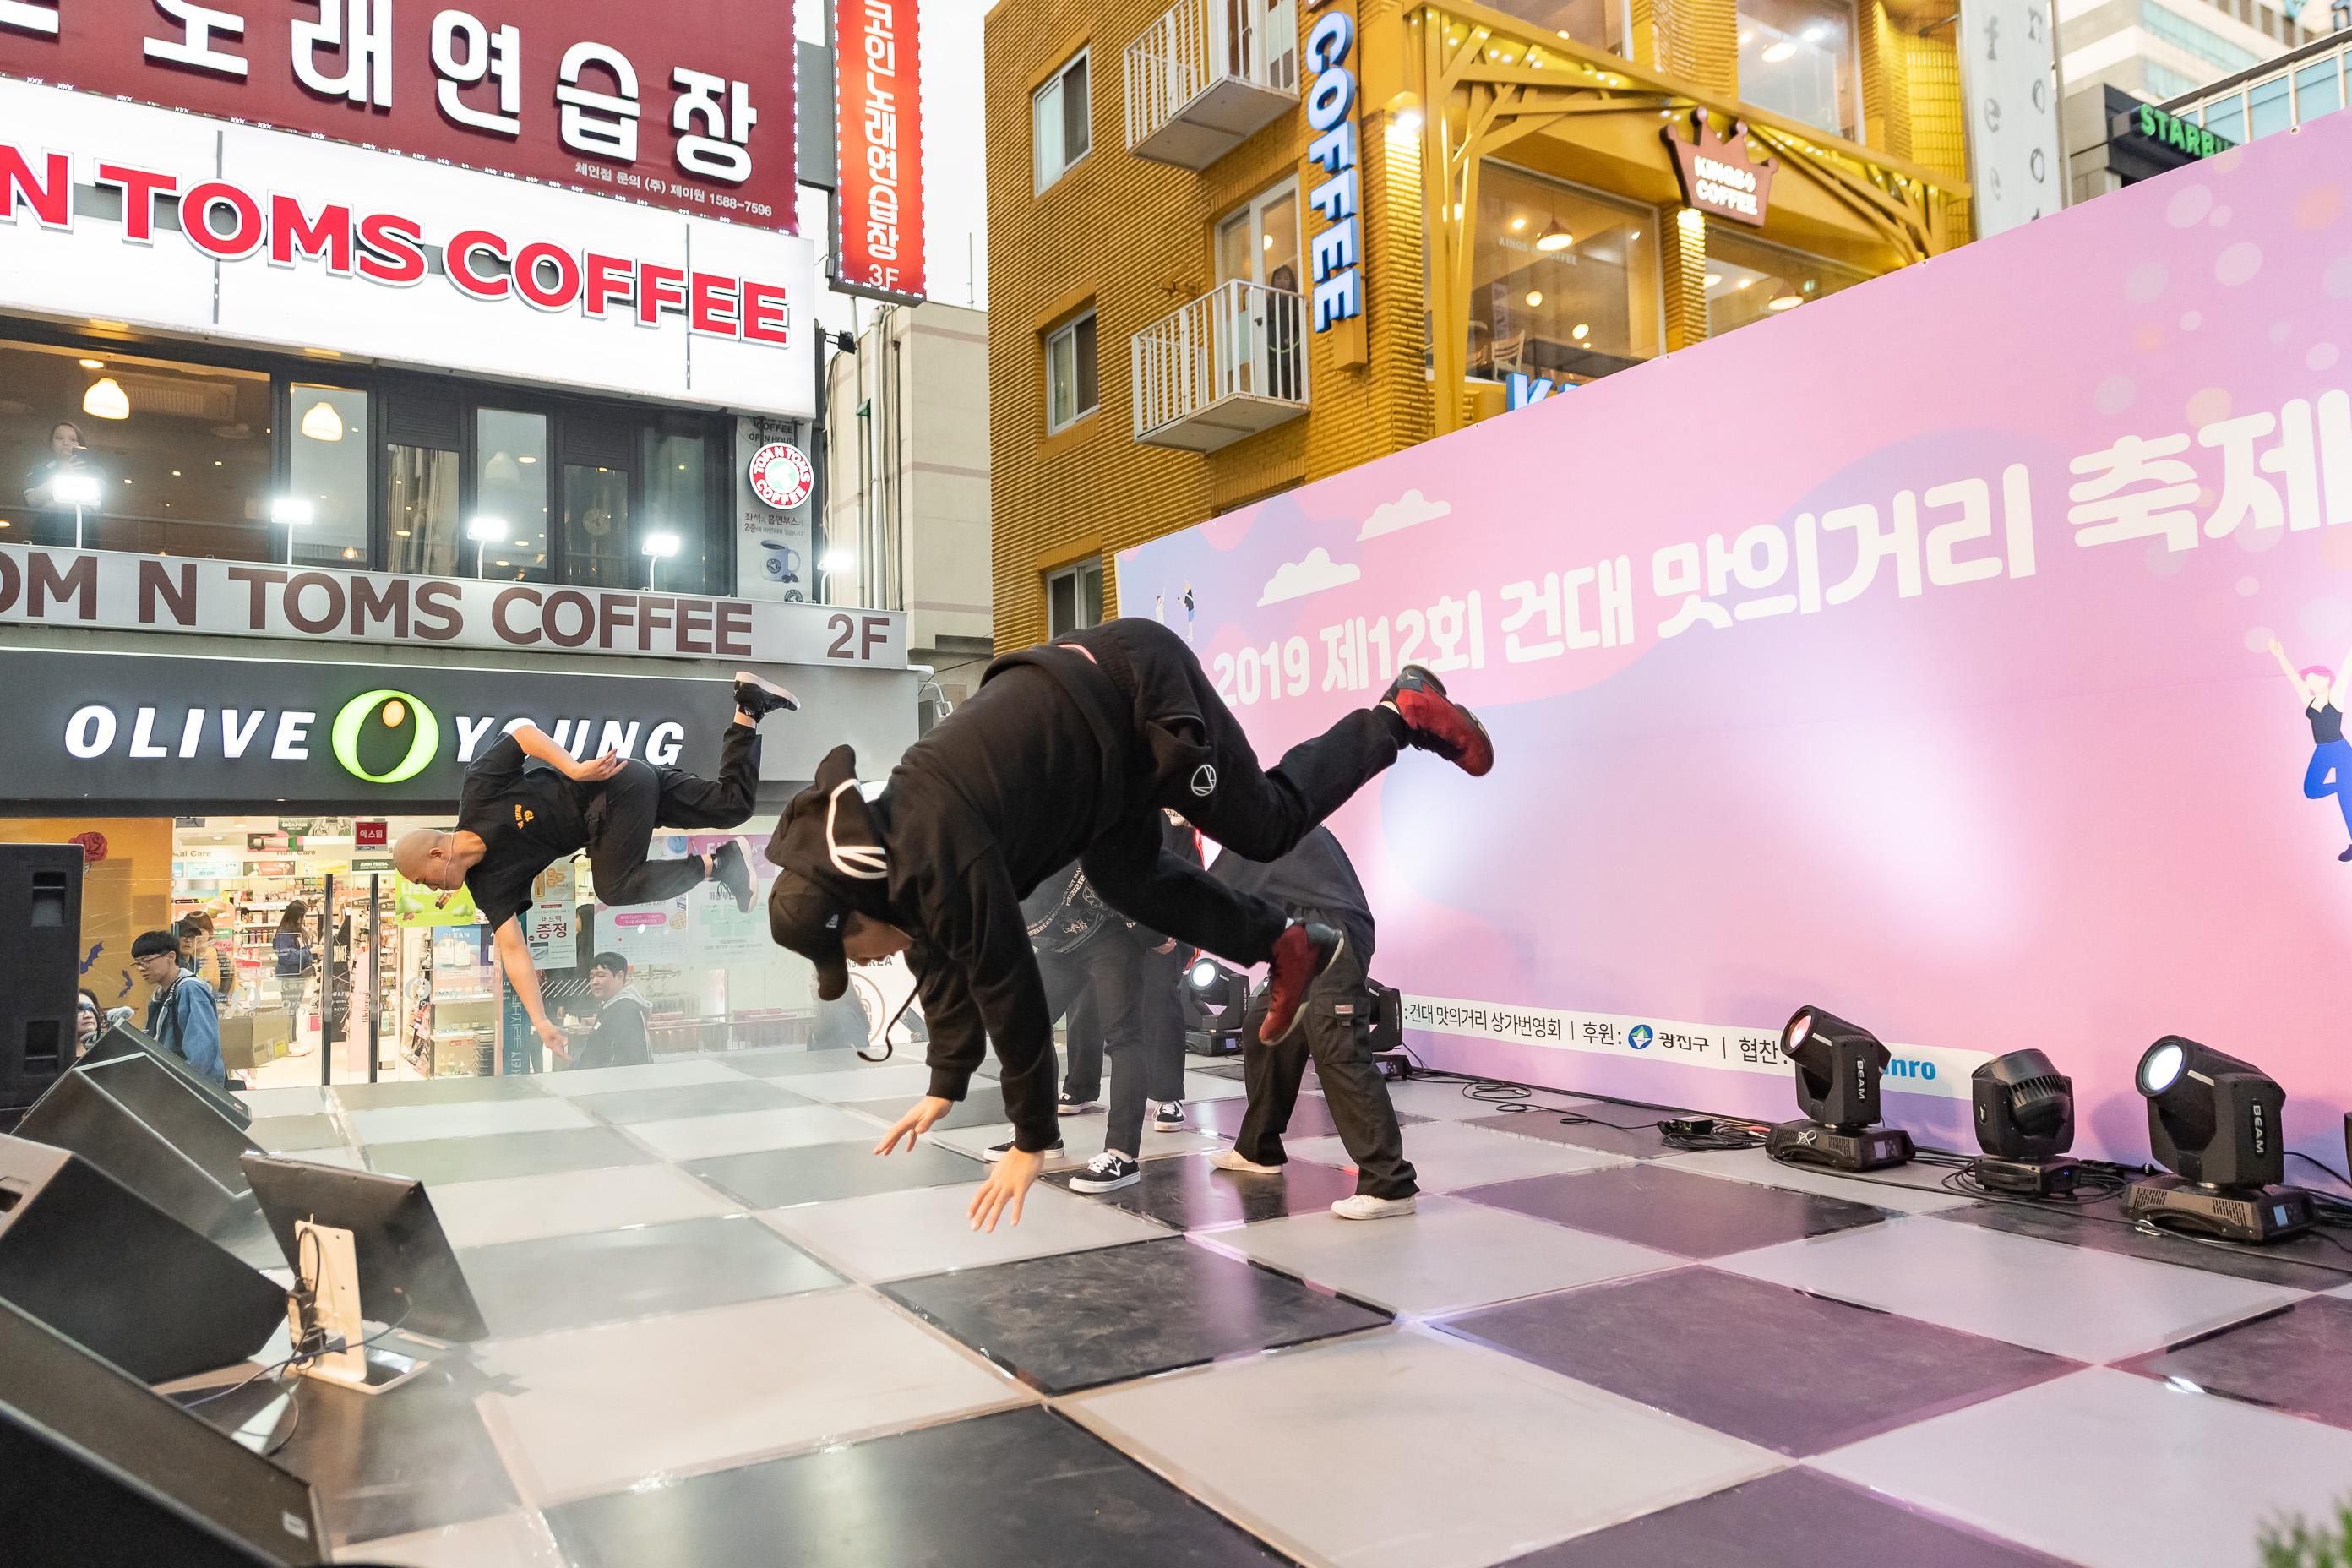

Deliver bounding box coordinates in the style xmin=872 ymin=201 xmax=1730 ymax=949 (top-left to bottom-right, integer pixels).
xmin=0 ymin=78 xmax=816 ymax=416
xmin=0 ymin=544 xmax=905 ymax=667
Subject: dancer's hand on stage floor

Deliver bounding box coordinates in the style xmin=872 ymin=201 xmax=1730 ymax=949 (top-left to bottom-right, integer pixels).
xmin=874 ymin=1095 xmax=954 ymax=1156
xmin=968 ymin=1149 xmax=1040 ymax=1233
xmin=563 ymin=749 xmax=626 ymax=781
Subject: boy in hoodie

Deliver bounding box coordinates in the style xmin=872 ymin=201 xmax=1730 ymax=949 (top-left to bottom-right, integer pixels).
xmin=566 ymin=952 xmax=654 ymax=1070
xmin=763 ymin=617 xmax=1492 ymax=1232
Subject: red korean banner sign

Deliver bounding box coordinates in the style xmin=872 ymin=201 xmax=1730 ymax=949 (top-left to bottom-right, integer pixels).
xmin=0 ymin=0 xmax=795 ymax=230
xmin=833 ymin=0 xmax=923 ymax=303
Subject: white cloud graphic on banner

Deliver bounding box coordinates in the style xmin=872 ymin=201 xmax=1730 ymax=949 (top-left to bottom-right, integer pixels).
xmin=1258 ymin=547 xmax=1362 ymax=606
xmin=1358 ymin=488 xmax=1451 ymax=540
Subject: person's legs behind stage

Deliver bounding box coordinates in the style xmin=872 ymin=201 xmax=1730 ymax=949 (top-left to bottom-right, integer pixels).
xmin=585 ymin=672 xmax=795 ymax=912
xmin=1069 ymin=932 xmax=1155 ymax=1193
xmin=1059 ymin=982 xmax=1104 ymax=1113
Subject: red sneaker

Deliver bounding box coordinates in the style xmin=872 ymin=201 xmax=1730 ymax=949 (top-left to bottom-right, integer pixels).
xmin=1384 ymin=665 xmax=1494 ymax=777
xmin=1260 ymin=921 xmax=1344 ymax=1044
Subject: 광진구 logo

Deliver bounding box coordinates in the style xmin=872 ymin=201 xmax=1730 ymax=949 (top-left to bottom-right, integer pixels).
xmin=330 ymin=690 xmax=440 ymax=784
xmin=1627 ymin=1024 xmax=1653 ymax=1050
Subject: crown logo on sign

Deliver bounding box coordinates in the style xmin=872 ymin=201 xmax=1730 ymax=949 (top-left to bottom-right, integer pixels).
xmin=1662 ymin=107 xmax=1778 ymax=228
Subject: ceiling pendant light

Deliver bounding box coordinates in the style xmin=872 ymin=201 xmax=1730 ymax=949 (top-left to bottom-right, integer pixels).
xmin=82 ymin=378 xmax=129 ymax=420
xmin=299 ymin=400 xmax=345 ymax=441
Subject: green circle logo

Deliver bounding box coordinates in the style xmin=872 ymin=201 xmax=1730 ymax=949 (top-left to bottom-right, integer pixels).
xmin=331 ymin=690 xmax=439 ymax=784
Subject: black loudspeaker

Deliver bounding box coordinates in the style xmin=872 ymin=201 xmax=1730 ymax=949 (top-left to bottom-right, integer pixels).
xmin=0 ymin=843 xmax=81 ymax=1112
xmin=0 ymin=1297 xmax=324 ymax=1566
xmin=18 ymin=1055 xmax=264 ymax=1234
xmin=0 ymin=1135 xmax=285 ymax=1383
xmin=82 ymin=1021 xmax=253 ymax=1128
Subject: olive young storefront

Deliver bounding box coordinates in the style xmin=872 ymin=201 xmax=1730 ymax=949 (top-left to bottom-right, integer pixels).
xmin=0 ymin=8 xmax=910 ymax=1084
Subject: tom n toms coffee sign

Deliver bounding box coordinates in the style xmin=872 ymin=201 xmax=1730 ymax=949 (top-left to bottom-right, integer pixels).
xmin=746 ymin=442 xmax=814 ymax=510
xmin=1662 ymin=109 xmax=1776 ymax=227
xmin=0 ymin=545 xmax=904 ymax=667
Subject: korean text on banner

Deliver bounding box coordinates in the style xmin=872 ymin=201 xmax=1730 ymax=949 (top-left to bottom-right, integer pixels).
xmin=833 ymin=0 xmax=924 ymax=303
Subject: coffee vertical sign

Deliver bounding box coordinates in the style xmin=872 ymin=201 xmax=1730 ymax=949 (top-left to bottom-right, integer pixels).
xmin=734 ymin=416 xmax=815 ymax=603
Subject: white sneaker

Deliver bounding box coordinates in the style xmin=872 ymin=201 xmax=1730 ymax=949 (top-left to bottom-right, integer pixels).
xmin=1068 ymin=1151 xmax=1141 ymax=1193
xmin=983 ymin=1137 xmax=1062 ymax=1162
xmin=1209 ymin=1149 xmax=1283 ymax=1174
xmin=1152 ymin=1101 xmax=1185 ymax=1131
xmin=1331 ymin=1193 xmax=1417 ymax=1221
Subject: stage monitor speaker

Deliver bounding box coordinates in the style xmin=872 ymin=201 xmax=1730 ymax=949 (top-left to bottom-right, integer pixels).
xmin=0 ymin=1296 xmax=324 ymax=1566
xmin=17 ymin=1057 xmax=263 ymax=1235
xmin=0 ymin=1134 xmax=284 ymax=1384
xmin=0 ymin=843 xmax=81 ymax=1113
xmin=81 ymin=1020 xmax=253 ymax=1129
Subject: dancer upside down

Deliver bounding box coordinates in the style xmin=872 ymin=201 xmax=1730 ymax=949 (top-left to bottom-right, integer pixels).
xmin=763 ymin=617 xmax=1493 ymax=1231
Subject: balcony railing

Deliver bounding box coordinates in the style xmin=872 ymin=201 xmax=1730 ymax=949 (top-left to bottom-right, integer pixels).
xmin=1124 ymin=0 xmax=1298 ymax=169
xmin=1132 ymin=279 xmax=1309 ymax=452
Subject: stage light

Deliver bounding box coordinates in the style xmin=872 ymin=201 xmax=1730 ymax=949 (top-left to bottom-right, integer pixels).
xmin=50 ymin=474 xmax=100 ymax=506
xmin=1180 ymin=957 xmax=1251 ymax=1058
xmin=1189 ymin=960 xmax=1218 ymax=989
xmin=1762 ymin=1004 xmax=1915 ymax=1171
xmin=2121 ymin=1035 xmax=2315 ymax=1242
xmin=1971 ymin=1048 xmax=2083 ymax=1195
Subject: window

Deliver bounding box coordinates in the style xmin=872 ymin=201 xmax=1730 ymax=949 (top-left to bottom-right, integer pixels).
xmin=1046 ymin=313 xmax=1100 ymax=433
xmin=1217 ymin=182 xmax=1302 ymax=292
xmin=2206 ymin=90 xmax=2246 ymax=144
xmin=287 ymin=384 xmax=369 ymax=566
xmin=474 ymin=409 xmax=549 ymax=581
xmin=2296 ymin=57 xmax=2343 ymax=123
xmin=384 ymin=392 xmax=465 ymax=577
xmin=1470 ymin=164 xmax=1661 ymax=384
xmin=1481 ymin=0 xmax=1627 ymax=57
xmin=644 ymin=421 xmax=715 ymax=594
xmin=1032 ymin=51 xmax=1091 ymax=194
xmin=1738 ymin=0 xmax=1859 ymax=141
xmin=1047 ymin=558 xmax=1104 ymax=636
xmin=2139 ymin=2 xmax=2258 ymax=73
xmin=1704 ymin=226 xmax=1869 ymax=336
xmin=2248 ymin=74 xmax=2291 ymax=139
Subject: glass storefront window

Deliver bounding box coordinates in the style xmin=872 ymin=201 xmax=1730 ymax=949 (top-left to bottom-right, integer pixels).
xmin=1738 ymin=0 xmax=1859 ymax=141
xmin=2248 ymin=74 xmax=2291 ymax=139
xmin=2296 ymin=58 xmax=2343 ymax=122
xmin=1704 ymin=225 xmax=1870 ymax=335
xmin=1483 ymin=0 xmax=1626 ymax=56
xmin=644 ymin=425 xmax=713 ymax=594
xmin=1472 ymin=164 xmax=1661 ymax=384
xmin=1 ymin=340 xmax=272 ymax=555
xmin=287 ymin=384 xmax=369 ymax=567
xmin=384 ymin=446 xmax=465 ymax=576
xmin=475 ymin=409 xmax=549 ymax=581
xmin=563 ymin=464 xmax=634 ymax=586
xmin=2207 ymin=92 xmax=2246 ymax=143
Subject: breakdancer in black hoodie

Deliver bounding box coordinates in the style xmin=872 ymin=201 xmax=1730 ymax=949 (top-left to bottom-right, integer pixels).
xmin=764 ymin=618 xmax=1490 ymax=1230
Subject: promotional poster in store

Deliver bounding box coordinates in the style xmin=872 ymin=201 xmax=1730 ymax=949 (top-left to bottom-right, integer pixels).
xmin=1124 ymin=111 xmax=2352 ymax=1162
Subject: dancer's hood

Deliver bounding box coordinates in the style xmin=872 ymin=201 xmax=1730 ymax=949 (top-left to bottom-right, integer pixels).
xmin=765 ymin=745 xmax=894 ymax=1001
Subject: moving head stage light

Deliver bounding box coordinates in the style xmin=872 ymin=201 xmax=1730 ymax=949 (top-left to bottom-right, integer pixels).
xmin=2123 ymin=1036 xmax=2315 ymax=1244
xmin=1972 ymin=1049 xmax=2084 ymax=1196
xmin=1182 ymin=958 xmax=1250 ymax=1057
xmin=1764 ymin=1004 xmax=1915 ymax=1172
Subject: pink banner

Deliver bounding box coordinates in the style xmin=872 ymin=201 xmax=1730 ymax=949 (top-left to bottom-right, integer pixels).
xmin=1126 ymin=113 xmax=2352 ymax=1162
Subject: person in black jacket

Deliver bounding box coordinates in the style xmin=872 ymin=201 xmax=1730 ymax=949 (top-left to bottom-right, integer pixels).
xmin=764 ymin=617 xmax=1493 ymax=1231
xmin=564 ymin=952 xmax=655 ymax=1070
xmin=1207 ymin=825 xmax=1419 ymax=1220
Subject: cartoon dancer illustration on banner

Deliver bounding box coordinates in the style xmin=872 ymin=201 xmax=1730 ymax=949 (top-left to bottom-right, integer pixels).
xmin=1182 ymin=581 xmax=1195 ymax=644
xmin=2269 ymin=638 xmax=2352 ymax=861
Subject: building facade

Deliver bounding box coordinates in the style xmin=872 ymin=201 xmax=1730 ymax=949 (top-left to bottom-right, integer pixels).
xmin=987 ymin=0 xmax=1985 ymax=648
xmin=822 ymin=302 xmax=998 ymax=717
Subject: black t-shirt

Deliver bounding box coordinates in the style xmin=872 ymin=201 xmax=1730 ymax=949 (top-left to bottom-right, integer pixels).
xmin=458 ymin=734 xmax=591 ymax=929
xmin=2312 ymin=703 xmax=2344 ymax=745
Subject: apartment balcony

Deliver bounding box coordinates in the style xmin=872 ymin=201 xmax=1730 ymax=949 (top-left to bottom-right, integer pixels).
xmin=1132 ymin=280 xmax=1309 ymax=452
xmin=1124 ymin=0 xmax=1298 ymax=169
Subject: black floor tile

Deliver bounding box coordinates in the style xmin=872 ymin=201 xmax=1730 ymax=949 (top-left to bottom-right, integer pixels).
xmin=684 ymin=1139 xmax=982 ymax=1208
xmin=1444 ymin=1266 xmax=2077 ymax=1456
xmin=2118 ymin=1297 xmax=2352 ymax=1428
xmin=570 ymin=1079 xmax=813 ymax=1124
xmin=245 ymin=1113 xmax=345 ymax=1152
xmin=884 ymin=1236 xmax=1388 ymax=1394
xmin=845 ymin=1085 xmax=1005 ymax=1130
xmin=363 ymin=1126 xmax=654 ymax=1185
xmin=1505 ymin=1467 xmax=2074 ymax=1566
xmin=177 ymin=1353 xmax=520 ymax=1550
xmin=1043 ymin=1151 xmax=1362 ymax=1230
xmin=457 ymin=1215 xmax=841 ymax=1336
xmin=1462 ymin=1162 xmax=1886 ymax=1258
xmin=547 ymin=1406 xmax=1287 ymax=1567
xmin=1935 ymin=1198 xmax=2352 ymax=1290
xmin=1183 ymin=1092 xmax=1430 ymax=1143
xmin=726 ymin=1048 xmax=890 ymax=1079
xmin=1185 ymin=1059 xmax=1250 ymax=1080
xmin=1465 ymin=1109 xmax=1682 ymax=1160
xmin=332 ymin=1077 xmax=550 ymax=1110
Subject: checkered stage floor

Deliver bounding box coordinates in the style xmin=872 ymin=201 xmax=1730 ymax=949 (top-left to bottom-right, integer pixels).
xmin=192 ymin=1048 xmax=2352 ymax=1568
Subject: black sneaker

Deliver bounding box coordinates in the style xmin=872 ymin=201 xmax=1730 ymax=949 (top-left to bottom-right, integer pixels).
xmin=1069 ymin=1151 xmax=1141 ymax=1193
xmin=1152 ymin=1101 xmax=1185 ymax=1132
xmin=983 ymin=1136 xmax=1061 ymax=1162
xmin=1381 ymin=664 xmax=1493 ymax=776
xmin=1057 ymin=1092 xmax=1096 ymax=1115
xmin=710 ymin=838 xmax=754 ymax=913
xmin=733 ymin=670 xmax=801 ymax=722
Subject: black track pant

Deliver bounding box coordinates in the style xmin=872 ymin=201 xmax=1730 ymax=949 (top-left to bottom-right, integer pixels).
xmin=1233 ymin=918 xmax=1417 ymax=1200
xmin=1057 ymin=929 xmax=1190 ymax=1155
xmin=1078 ymin=623 xmax=1401 ymax=968
xmin=583 ymin=722 xmax=761 ymax=906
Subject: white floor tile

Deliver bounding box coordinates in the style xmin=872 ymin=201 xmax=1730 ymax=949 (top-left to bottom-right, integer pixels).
xmin=532 ymin=1059 xmax=751 ymax=1097
xmin=1714 ymin=1214 xmax=2304 ymax=1362
xmin=1811 ymin=1366 xmax=2352 ymax=1568
xmin=428 ymin=1164 xmax=743 ymax=1250
xmin=344 ymin=1099 xmax=596 ymax=1145
xmin=927 ymin=1119 xmax=1222 ymax=1165
xmin=1286 ymin=1118 xmax=1630 ymax=1194
xmin=782 ymin=1064 xmax=984 ymax=1103
xmin=1376 ymin=1078 xmax=1519 ymax=1121
xmin=758 ymin=1179 xmax=1168 ymax=1282
xmin=476 ymin=1292 xmax=1027 ymax=1502
xmin=237 ymin=1085 xmax=329 ymax=1116
xmin=624 ymin=1103 xmax=892 ymax=1162
xmin=1654 ymin=1146 xmax=1975 ymax=1214
xmin=1069 ymin=1328 xmax=1783 ymax=1568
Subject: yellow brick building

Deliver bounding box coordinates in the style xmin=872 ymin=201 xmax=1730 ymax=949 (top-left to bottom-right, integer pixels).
xmin=987 ymin=0 xmax=1974 ymax=649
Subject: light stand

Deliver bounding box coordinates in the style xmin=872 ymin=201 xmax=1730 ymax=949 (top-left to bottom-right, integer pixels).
xmin=466 ymin=514 xmax=506 ymax=580
xmin=53 ymin=473 xmax=100 ymax=550
xmin=270 ymin=497 xmax=314 ymax=566
xmin=1763 ymin=1004 xmax=1915 ymax=1172
xmin=286 ymin=1220 xmax=432 ymax=1395
xmin=643 ymin=531 xmax=680 ymax=594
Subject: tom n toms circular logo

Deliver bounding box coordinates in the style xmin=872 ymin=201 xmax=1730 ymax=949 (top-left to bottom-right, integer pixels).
xmin=331 ymin=690 xmax=440 ymax=784
xmin=747 ymin=442 xmax=814 ymax=510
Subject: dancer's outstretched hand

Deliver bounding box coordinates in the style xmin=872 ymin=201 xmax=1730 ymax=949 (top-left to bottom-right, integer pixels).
xmin=969 ymin=1149 xmax=1040 ymax=1232
xmin=874 ymin=1095 xmax=952 ymax=1155
xmin=565 ymin=748 xmax=625 ymax=781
